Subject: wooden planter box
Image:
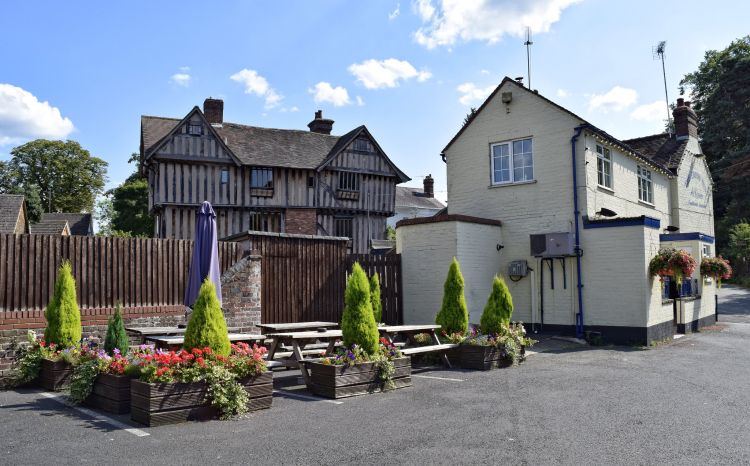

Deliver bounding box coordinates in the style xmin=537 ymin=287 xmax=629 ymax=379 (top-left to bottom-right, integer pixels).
xmin=130 ymin=371 xmax=273 ymax=427
xmin=307 ymin=357 xmax=412 ymax=399
xmin=84 ymin=374 xmax=133 ymax=414
xmin=38 ymin=359 xmax=72 ymax=391
xmin=459 ymin=345 xmax=512 ymax=370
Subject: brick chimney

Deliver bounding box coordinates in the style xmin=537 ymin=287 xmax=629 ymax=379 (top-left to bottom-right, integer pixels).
xmin=673 ymin=97 xmax=698 ymax=141
xmin=307 ymin=110 xmax=334 ymax=135
xmin=203 ymin=98 xmax=224 ymax=125
xmin=423 ymin=174 xmax=434 ymax=198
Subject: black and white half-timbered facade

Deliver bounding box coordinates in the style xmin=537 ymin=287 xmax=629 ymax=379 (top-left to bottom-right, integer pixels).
xmin=140 ymin=99 xmax=409 ymax=253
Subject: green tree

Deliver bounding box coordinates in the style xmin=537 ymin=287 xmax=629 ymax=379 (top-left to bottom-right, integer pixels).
xmin=104 ymin=304 xmax=129 ymax=355
xmin=369 ymin=273 xmax=383 ymax=323
xmin=435 ymin=257 xmax=469 ymax=335
xmin=183 ymin=279 xmax=230 ymax=357
xmin=680 ymin=36 xmax=750 ymax=251
xmin=385 ymin=225 xmax=396 ymax=240
xmin=727 ymin=222 xmax=750 ymax=276
xmin=479 ymin=276 xmax=514 ymax=335
xmin=0 ymin=162 xmax=43 ymax=223
xmin=44 ymin=261 xmax=82 ymax=347
xmin=341 ymin=262 xmax=379 ymax=355
xmin=3 ymin=139 xmax=107 ymax=213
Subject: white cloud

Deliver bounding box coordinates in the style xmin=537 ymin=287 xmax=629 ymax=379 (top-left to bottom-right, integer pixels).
xmin=457 ymin=82 xmax=495 ymax=106
xmin=170 ymin=73 xmax=191 ymax=87
xmin=230 ymin=69 xmax=283 ymax=109
xmin=413 ymin=0 xmax=580 ymax=49
xmin=389 ymin=2 xmax=401 ymax=20
xmin=588 ymin=86 xmax=638 ymax=113
xmin=309 ymin=82 xmax=351 ymax=107
xmin=356 ymin=96 xmax=365 ymax=106
xmin=0 ymin=84 xmax=74 ymax=145
xmin=179 ymin=66 xmax=190 ymax=72
xmin=480 ymin=69 xmax=490 ymax=75
xmin=630 ymin=100 xmax=668 ymax=122
xmin=348 ymin=58 xmax=432 ymax=89
xmin=556 ymin=88 xmax=569 ymax=98
xmin=289 ymin=106 xmax=299 ymax=112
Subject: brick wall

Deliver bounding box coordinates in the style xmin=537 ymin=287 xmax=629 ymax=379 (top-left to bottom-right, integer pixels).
xmin=285 ymin=208 xmax=317 ymax=235
xmin=0 ymin=254 xmax=262 ymax=383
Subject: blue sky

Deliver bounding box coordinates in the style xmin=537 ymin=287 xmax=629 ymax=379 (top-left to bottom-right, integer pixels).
xmin=1 ymin=0 xmax=748 ymax=203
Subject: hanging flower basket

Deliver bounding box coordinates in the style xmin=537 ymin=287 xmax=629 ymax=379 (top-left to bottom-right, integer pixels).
xmin=700 ymin=256 xmax=732 ymax=288
xmin=649 ymin=248 xmax=696 ymax=285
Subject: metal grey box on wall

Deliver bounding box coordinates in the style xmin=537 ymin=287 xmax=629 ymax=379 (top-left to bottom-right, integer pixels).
xmin=508 ymin=260 xmax=529 ymax=277
xmin=530 ymin=232 xmax=575 ymax=257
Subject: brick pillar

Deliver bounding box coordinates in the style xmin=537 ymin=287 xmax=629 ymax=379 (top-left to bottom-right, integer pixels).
xmin=220 ymin=255 xmax=262 ymax=333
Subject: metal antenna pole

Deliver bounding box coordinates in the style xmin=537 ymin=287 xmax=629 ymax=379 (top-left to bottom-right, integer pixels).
xmin=654 ymin=41 xmax=671 ymax=135
xmin=524 ymin=27 xmax=533 ymax=89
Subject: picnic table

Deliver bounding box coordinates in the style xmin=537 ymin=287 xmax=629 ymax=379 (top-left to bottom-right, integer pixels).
xmin=257 ymin=321 xmax=338 ymax=333
xmin=144 ymin=333 xmax=268 ymax=350
xmin=265 ymin=329 xmax=343 ymax=384
xmin=126 ymin=326 xmax=242 ymax=343
xmin=379 ymin=324 xmax=457 ymax=367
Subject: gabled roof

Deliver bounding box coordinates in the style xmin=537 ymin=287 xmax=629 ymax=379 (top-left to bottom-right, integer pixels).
xmin=396 ymin=186 xmax=445 ymax=210
xmin=622 ymin=133 xmax=688 ymax=172
xmin=141 ymin=109 xmax=410 ymax=182
xmin=0 ymin=194 xmax=26 ymax=233
xmin=38 ymin=213 xmax=93 ymax=236
xmin=442 ymin=77 xmax=683 ymax=175
xmin=30 ymin=218 xmax=70 ymax=235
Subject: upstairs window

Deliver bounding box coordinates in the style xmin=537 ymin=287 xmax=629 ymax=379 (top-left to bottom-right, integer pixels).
xmin=334 ymin=217 xmax=353 ymax=238
xmin=220 ymin=168 xmax=229 ymax=184
xmin=637 ymin=165 xmax=653 ymax=204
xmin=338 ymin=171 xmax=359 ymax=191
xmin=596 ymin=144 xmax=612 ymax=189
xmin=491 ymin=138 xmax=533 ymax=184
xmin=251 ymin=168 xmax=273 ymax=189
xmin=353 ymin=138 xmax=371 ymax=152
xmin=188 ymin=123 xmax=203 ymax=136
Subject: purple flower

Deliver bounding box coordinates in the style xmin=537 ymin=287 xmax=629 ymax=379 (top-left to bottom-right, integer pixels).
xmin=347 ymin=351 xmax=355 ymax=360
xmin=113 ymin=348 xmax=121 ymax=356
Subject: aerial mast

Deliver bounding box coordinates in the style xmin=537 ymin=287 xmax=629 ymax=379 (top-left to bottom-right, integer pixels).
xmin=653 ymin=41 xmax=671 ymax=135
xmin=524 ymin=27 xmax=533 ymax=89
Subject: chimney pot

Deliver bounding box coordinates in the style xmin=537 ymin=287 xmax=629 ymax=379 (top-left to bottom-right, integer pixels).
xmin=315 ymin=110 xmax=322 ymax=119
xmin=423 ymin=174 xmax=434 ymax=198
xmin=677 ymin=97 xmax=685 ymax=107
xmin=308 ymin=110 xmax=334 ymax=135
xmin=203 ymin=98 xmax=224 ymax=125
xmin=673 ymin=98 xmax=698 ymax=140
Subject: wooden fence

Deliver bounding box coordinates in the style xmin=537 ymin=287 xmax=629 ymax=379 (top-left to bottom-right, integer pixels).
xmin=230 ymin=233 xmax=403 ymax=325
xmin=0 ymin=233 xmax=242 ymax=312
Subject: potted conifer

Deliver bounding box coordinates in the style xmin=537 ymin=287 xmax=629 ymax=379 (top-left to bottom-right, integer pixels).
xmin=306 ymin=263 xmax=411 ymax=399
xmin=434 ymin=257 xmax=469 ymax=363
xmin=370 ymin=272 xmax=383 ymax=324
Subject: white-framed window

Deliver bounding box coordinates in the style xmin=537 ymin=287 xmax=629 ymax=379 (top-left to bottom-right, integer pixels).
xmin=491 ymin=138 xmax=533 ymax=184
xmin=637 ymin=165 xmax=653 ymax=204
xmin=596 ymin=144 xmax=612 ymax=189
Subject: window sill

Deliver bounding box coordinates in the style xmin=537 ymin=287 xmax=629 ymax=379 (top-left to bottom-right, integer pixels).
xmin=251 ymin=188 xmax=274 ymax=198
xmin=638 ymin=200 xmax=655 ymax=208
xmin=597 ymin=185 xmax=615 ymax=195
xmin=336 ymin=189 xmax=360 ymax=201
xmin=488 ymin=179 xmax=537 ymax=189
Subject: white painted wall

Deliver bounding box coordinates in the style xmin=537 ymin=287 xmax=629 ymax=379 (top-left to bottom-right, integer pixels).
xmin=671 ymin=138 xmax=714 ymax=235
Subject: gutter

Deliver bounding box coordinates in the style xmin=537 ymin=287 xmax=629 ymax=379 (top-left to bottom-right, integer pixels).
xmin=571 ymin=124 xmax=589 ymax=338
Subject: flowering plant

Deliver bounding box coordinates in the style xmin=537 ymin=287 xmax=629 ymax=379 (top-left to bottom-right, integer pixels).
xmin=461 ymin=323 xmax=535 ymax=365
xmin=700 ymin=256 xmax=732 ymax=288
xmin=439 ymin=330 xmax=466 ymax=344
xmin=10 ymin=331 xmax=81 ymax=387
xmin=649 ymin=248 xmax=697 ymax=285
xmin=319 ymin=339 xmax=404 ymax=390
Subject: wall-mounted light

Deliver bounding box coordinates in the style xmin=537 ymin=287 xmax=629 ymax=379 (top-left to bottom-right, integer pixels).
xmin=664 ymin=225 xmax=680 ymax=233
xmin=596 ymin=208 xmax=617 ymax=217
xmin=496 ymin=244 xmax=504 ymax=251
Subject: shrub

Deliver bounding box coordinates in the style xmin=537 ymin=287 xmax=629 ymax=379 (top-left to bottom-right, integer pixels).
xmin=369 ymin=273 xmax=383 ymax=323
xmin=44 ymin=261 xmax=82 ymax=347
xmin=341 ymin=262 xmax=379 ymax=355
xmin=183 ymin=279 xmax=230 ymax=357
xmin=480 ymin=276 xmax=514 ymax=335
xmin=104 ymin=303 xmax=129 ymax=355
xmin=435 ymin=257 xmax=469 ymax=335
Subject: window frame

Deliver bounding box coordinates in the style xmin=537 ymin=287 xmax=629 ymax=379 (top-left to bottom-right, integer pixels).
xmin=595 ymin=144 xmax=613 ymax=190
xmin=220 ymin=168 xmax=229 ymax=184
xmin=637 ymin=165 xmax=654 ymax=205
xmin=490 ymin=137 xmax=534 ymax=185
xmin=187 ymin=123 xmax=203 ymax=136
xmin=334 ymin=217 xmax=353 ymax=238
xmin=337 ymin=171 xmax=359 ymax=192
xmin=250 ymin=167 xmax=274 ymax=189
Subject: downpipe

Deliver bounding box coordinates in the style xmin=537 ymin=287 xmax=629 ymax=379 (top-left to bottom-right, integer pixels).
xmin=571 ymin=125 xmax=588 ymax=338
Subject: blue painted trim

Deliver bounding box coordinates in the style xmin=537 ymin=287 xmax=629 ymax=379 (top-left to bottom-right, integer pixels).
xmin=660 ymin=232 xmax=715 ymax=244
xmin=583 ymin=216 xmax=661 ymax=230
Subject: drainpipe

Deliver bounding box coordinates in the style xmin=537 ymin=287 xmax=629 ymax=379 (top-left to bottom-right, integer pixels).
xmin=571 ymin=124 xmax=588 ymax=338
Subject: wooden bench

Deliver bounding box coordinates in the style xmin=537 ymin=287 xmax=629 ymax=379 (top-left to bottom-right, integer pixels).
xmin=401 ymin=343 xmax=459 ymax=356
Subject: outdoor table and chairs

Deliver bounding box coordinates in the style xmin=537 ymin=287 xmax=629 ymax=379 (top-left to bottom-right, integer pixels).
xmin=144 ymin=333 xmax=268 ymax=350
xmin=265 ymin=329 xmax=344 ymax=384
xmin=257 ymin=321 xmax=338 ymax=333
xmin=379 ymin=324 xmax=458 ymax=367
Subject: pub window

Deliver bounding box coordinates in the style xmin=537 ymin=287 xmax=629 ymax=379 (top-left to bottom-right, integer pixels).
xmin=596 ymin=144 xmax=613 ymax=189
xmin=251 ymin=168 xmax=274 ymax=189
xmin=188 ymin=123 xmax=203 ymax=135
xmin=220 ymin=168 xmax=229 ymax=184
xmin=338 ymin=171 xmax=359 ymax=191
xmin=637 ymin=165 xmax=653 ymax=204
xmin=353 ymin=138 xmax=371 ymax=152
xmin=334 ymin=217 xmax=353 ymax=238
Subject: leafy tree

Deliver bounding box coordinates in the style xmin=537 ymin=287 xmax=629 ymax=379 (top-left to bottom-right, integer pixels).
xmin=727 ymin=223 xmax=750 ymax=277
xmin=4 ymin=139 xmax=107 ymax=213
xmin=385 ymin=225 xmax=396 ymax=240
xmin=44 ymin=261 xmax=82 ymax=347
xmin=435 ymin=257 xmax=469 ymax=335
xmin=480 ymin=276 xmax=514 ymax=335
xmin=0 ymin=162 xmax=43 ymax=223
xmin=680 ymin=36 xmax=750 ymax=251
xmin=369 ymin=273 xmax=383 ymax=323
xmin=104 ymin=303 xmax=129 ymax=355
xmin=183 ymin=279 xmax=231 ymax=357
xmin=462 ymin=107 xmax=478 ymax=127
xmin=341 ymin=262 xmax=379 ymax=355
xmin=97 ymin=153 xmax=152 ymax=237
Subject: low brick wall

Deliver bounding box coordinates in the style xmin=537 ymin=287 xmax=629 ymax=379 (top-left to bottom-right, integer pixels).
xmin=0 ymin=255 xmax=262 ymax=383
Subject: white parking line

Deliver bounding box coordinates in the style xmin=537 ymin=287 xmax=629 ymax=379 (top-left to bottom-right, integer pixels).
xmin=273 ymin=389 xmax=343 ymax=405
xmin=39 ymin=392 xmax=150 ymax=437
xmin=412 ymin=374 xmax=464 ymax=382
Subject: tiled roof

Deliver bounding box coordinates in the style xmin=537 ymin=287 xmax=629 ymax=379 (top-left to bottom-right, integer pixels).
xmin=622 ymin=133 xmax=688 ymax=172
xmin=396 ymin=186 xmax=445 ymax=210
xmin=30 ymin=219 xmax=69 ymax=235
xmin=0 ymin=194 xmax=25 ymax=233
xmin=39 ymin=213 xmax=93 ymax=236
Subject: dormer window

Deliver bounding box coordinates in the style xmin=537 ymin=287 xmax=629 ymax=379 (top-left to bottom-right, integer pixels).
xmin=188 ymin=123 xmax=203 ymax=136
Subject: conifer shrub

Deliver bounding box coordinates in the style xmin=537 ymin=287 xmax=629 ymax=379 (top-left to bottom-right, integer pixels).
xmin=44 ymin=261 xmax=82 ymax=347
xmin=183 ymin=279 xmax=230 ymax=357
xmin=104 ymin=303 xmax=129 ymax=355
xmin=480 ymin=276 xmax=514 ymax=335
xmin=369 ymin=272 xmax=383 ymax=324
xmin=435 ymin=257 xmax=469 ymax=335
xmin=341 ymin=262 xmax=379 ymax=355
